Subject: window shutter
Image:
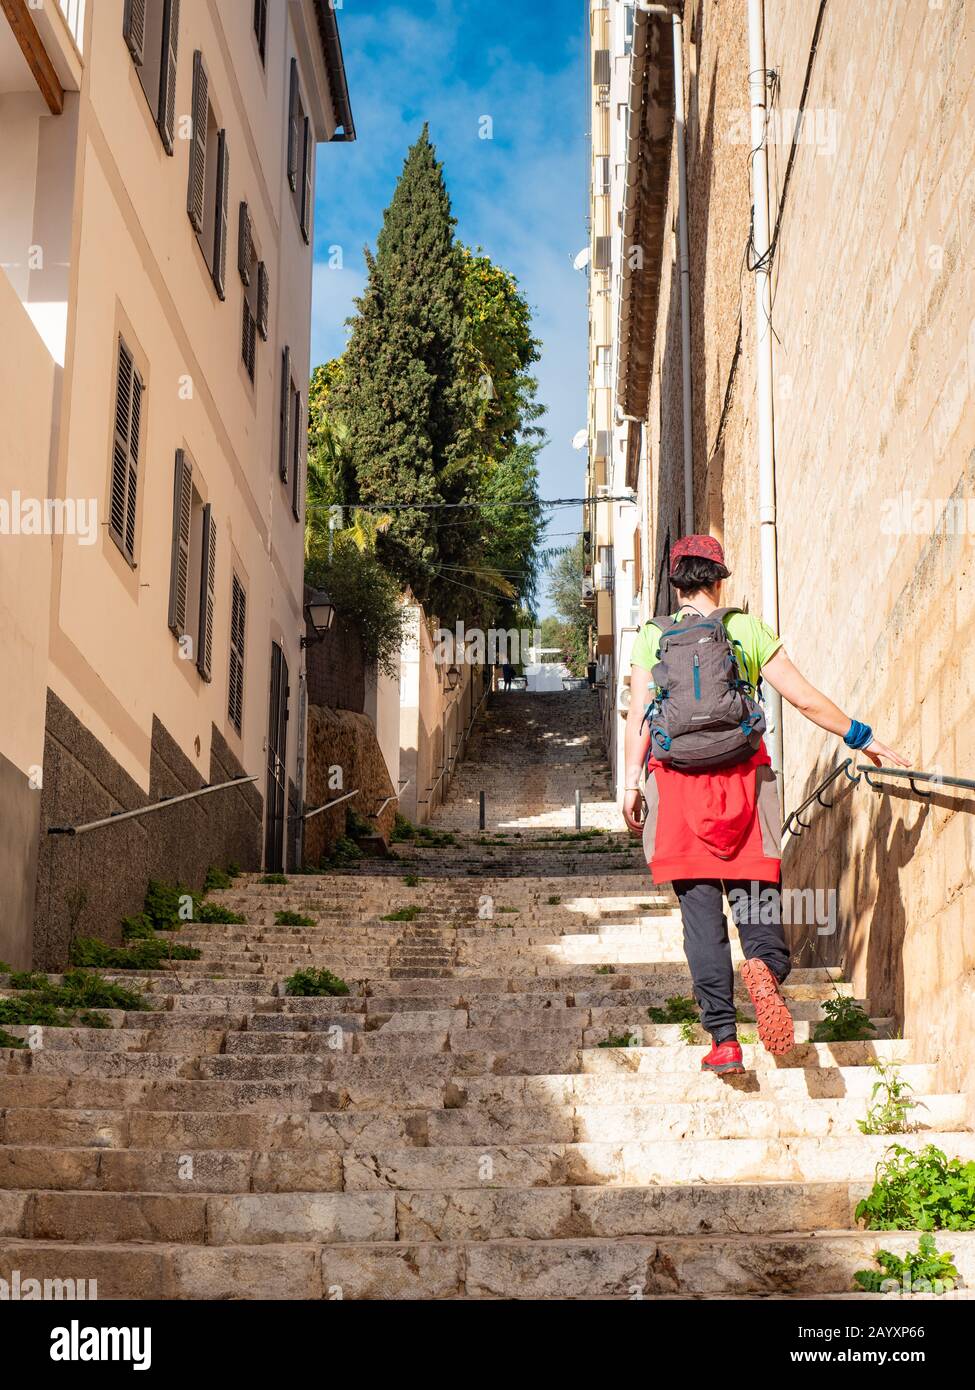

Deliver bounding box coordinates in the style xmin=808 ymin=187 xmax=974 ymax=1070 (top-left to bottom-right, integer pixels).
xmin=279 ymin=346 xmax=291 ymax=483
xmin=197 ymin=504 xmax=216 ymax=682
xmin=158 ymin=0 xmax=180 ymax=155
xmin=291 ymin=390 xmax=302 ymax=520
xmin=228 ymin=574 xmax=246 ymax=733
xmin=238 ymin=201 xmax=252 ymax=285
xmin=300 ymin=115 xmax=313 ymax=244
xmin=187 ymin=51 xmax=208 ymax=234
xmin=287 ymin=58 xmax=299 ymax=191
xmin=212 ymin=130 xmax=230 ymax=299
xmin=256 ymin=261 xmax=269 ymax=341
xmin=241 ymin=299 xmax=256 ymax=380
xmin=123 ymin=0 xmax=147 ymax=65
xmin=168 ymin=448 xmax=193 ymax=636
xmin=126 ymin=369 xmax=143 ymax=562
xmin=110 ymin=338 xmax=137 ymax=561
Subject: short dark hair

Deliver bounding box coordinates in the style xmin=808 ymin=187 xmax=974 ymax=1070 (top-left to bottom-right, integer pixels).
xmin=669 ymin=555 xmax=731 ymax=596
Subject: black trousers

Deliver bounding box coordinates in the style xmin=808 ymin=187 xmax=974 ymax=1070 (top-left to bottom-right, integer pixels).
xmin=673 ymin=878 xmax=791 ymax=1044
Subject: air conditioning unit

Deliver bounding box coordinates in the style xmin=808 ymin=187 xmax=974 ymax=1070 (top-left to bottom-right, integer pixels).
xmin=581 ymin=578 xmax=595 ymax=602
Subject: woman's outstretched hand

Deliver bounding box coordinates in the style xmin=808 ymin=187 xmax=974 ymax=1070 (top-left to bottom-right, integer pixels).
xmin=862 ymin=738 xmax=911 ymax=769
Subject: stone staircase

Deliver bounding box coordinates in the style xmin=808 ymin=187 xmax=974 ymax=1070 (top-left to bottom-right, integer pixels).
xmin=2 ymin=828 xmax=974 ymax=1299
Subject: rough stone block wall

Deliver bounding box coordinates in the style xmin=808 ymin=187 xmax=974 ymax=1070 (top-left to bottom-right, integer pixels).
xmin=303 ymin=705 xmax=397 ymax=866
xmin=640 ymin=0 xmax=975 ymax=1116
xmin=32 ymin=694 xmax=262 ymax=969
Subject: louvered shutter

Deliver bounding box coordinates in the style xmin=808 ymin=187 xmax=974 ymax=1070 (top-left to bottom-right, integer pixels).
xmin=254 ymin=0 xmax=267 ymax=64
xmin=238 ymin=202 xmax=252 ymax=285
xmin=291 ymin=390 xmax=302 ymax=520
xmin=287 ymin=59 xmax=299 ymax=191
xmin=213 ymin=130 xmax=229 ymax=298
xmin=300 ymin=116 xmax=313 ymax=244
xmin=125 ymin=369 xmax=143 ymax=561
xmin=168 ymin=449 xmax=193 ymax=636
xmin=241 ymin=298 xmax=256 ymax=380
xmin=158 ymin=0 xmax=180 ymax=155
xmin=228 ymin=575 xmax=246 ymax=733
xmin=123 ymin=0 xmax=146 ymax=65
xmin=110 ymin=339 xmax=135 ymax=560
xmin=197 ymin=505 xmax=216 ymax=682
xmin=187 ymin=51 xmax=208 ymax=233
xmin=256 ymin=261 xmax=269 ymax=341
xmin=279 ymin=346 xmax=291 ymax=483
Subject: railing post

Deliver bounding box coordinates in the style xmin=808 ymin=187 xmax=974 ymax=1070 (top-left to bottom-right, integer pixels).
xmin=479 ymin=791 xmax=486 ymax=831
xmin=575 ymin=789 xmax=582 ymax=830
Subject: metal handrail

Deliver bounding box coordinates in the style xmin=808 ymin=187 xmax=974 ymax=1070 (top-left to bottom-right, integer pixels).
xmin=372 ymin=779 xmax=412 ymax=819
xmin=783 ymin=758 xmax=860 ymax=837
xmin=857 ymin=764 xmax=975 ymax=798
xmin=301 ymin=788 xmax=360 ymax=823
xmin=47 ymin=774 xmax=258 ymax=836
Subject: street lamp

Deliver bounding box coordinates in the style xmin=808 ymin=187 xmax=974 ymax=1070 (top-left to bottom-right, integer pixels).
xmin=445 ymin=664 xmax=461 ymax=691
xmin=301 ymin=590 xmax=336 ymax=647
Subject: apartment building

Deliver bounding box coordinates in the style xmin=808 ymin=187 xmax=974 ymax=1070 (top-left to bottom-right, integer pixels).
xmin=0 ymin=0 xmax=354 ymax=968
xmin=590 ymin=0 xmax=975 ymax=1116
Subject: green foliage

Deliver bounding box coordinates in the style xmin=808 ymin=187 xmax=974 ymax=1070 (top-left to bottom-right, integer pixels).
xmin=403 ymin=874 xmax=421 ymax=887
xmin=543 ymin=537 xmax=594 ymax=677
xmin=739 ymin=1030 xmax=758 ymax=1045
xmin=284 ymin=968 xmax=350 ymax=998
xmin=647 ymin=996 xmax=699 ymax=1025
xmin=320 ymin=836 xmax=364 ymax=870
xmin=858 ymin=1061 xmax=922 ymax=1136
xmin=392 ymin=814 xmax=416 ymax=841
xmin=143 ymin=880 xmax=193 ymax=929
xmin=813 ymin=995 xmax=876 ymax=1042
xmin=305 ymin=536 xmax=407 ymax=678
xmin=855 ymin=1145 xmax=975 ymax=1231
xmin=853 ymin=1233 xmax=959 ymax=1294
xmin=196 ymin=902 xmax=246 ymax=924
xmin=594 ymin=965 xmax=615 ymax=975
xmin=260 ymin=873 xmax=289 ymax=885
xmin=546 ymin=895 xmax=561 ymax=906
xmin=0 ymin=1029 xmax=27 ymax=1050
xmin=598 ymin=1029 xmax=641 ymax=1049
xmin=9 ymin=971 xmax=49 ymax=990
xmin=121 ymin=915 xmax=155 ymax=941
xmin=0 ymin=961 xmax=13 ymax=975
xmin=275 ymin=911 xmax=315 ymax=927
xmin=69 ymin=937 xmax=200 ymax=970
xmin=204 ymin=866 xmax=233 ymax=892
xmin=679 ymin=1020 xmax=698 ymax=1045
xmin=346 ymin=808 xmax=375 ymax=838
xmin=381 ymin=907 xmax=424 ymax=922
xmin=0 ymin=969 xmax=144 ymax=1028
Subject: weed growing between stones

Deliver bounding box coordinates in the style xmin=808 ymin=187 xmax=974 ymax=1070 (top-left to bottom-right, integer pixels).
xmin=260 ymin=873 xmax=289 ymax=885
xmin=284 ymin=967 xmax=350 ymax=997
xmin=813 ymin=995 xmax=876 ymax=1042
xmin=381 ymin=907 xmax=424 ymax=922
xmin=858 ymin=1060 xmax=922 ymax=1135
xmin=0 ymin=1028 xmax=27 ymax=1049
xmin=69 ymin=938 xmax=201 ymax=969
xmin=546 ymin=895 xmax=561 ymax=906
xmin=598 ymin=1029 xmax=641 ymax=1048
xmin=855 ymin=1145 xmax=975 ymax=1231
xmin=403 ymin=874 xmax=421 ymax=887
xmin=0 ymin=968 xmax=148 ymax=1028
xmin=853 ymin=1233 xmax=959 ymax=1294
xmin=275 ymin=911 xmax=316 ymax=927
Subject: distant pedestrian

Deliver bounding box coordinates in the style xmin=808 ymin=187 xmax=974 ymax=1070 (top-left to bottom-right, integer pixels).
xmin=501 ymin=662 xmax=515 ymax=692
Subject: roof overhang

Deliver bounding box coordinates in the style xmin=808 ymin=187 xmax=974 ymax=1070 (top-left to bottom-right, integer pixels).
xmin=615 ymin=7 xmax=675 ymax=418
xmin=313 ymin=0 xmax=355 ymax=141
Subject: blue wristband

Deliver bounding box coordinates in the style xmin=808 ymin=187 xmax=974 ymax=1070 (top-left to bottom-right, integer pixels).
xmin=844 ymin=719 xmax=873 ymax=750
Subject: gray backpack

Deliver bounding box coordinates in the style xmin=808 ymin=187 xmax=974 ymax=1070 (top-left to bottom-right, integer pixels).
xmin=642 ymin=607 xmax=766 ymax=770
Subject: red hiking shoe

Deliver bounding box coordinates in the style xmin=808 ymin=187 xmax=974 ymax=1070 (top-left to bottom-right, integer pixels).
xmin=741 ymin=958 xmax=795 ymax=1056
xmin=701 ymin=1040 xmax=745 ymax=1074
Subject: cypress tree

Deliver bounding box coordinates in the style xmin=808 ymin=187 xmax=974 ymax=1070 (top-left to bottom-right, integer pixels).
xmin=334 ymin=126 xmax=476 ymax=613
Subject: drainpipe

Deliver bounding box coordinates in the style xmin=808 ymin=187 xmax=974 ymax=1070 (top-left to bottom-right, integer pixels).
xmin=635 ymin=2 xmax=693 ymax=530
xmin=747 ymin=0 xmax=784 ymax=808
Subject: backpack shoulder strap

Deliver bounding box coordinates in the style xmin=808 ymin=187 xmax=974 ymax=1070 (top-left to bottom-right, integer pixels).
xmin=706 ymin=606 xmax=743 ymax=627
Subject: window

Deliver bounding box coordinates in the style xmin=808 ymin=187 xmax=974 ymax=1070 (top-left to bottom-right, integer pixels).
xmin=287 ymin=58 xmax=313 ymax=243
xmin=109 ymin=336 xmax=143 ymax=567
xmin=123 ymin=0 xmax=180 ymax=154
xmin=167 ymin=449 xmax=217 ymax=681
xmin=278 ymin=346 xmax=303 ymax=522
xmin=238 ymin=202 xmax=268 ymax=381
xmin=187 ymin=51 xmax=230 ymax=298
xmin=253 ymin=0 xmax=267 ymax=65
xmin=228 ymin=574 xmax=246 ymax=734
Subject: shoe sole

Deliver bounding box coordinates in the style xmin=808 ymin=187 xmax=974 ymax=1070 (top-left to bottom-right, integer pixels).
xmin=701 ymin=1059 xmax=746 ymax=1075
xmin=741 ymin=958 xmax=795 ymax=1056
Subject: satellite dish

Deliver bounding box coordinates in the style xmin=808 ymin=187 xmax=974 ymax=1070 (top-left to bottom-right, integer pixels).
xmin=571 ymin=429 xmax=588 ymax=450
xmin=573 ymin=247 xmax=590 ymax=271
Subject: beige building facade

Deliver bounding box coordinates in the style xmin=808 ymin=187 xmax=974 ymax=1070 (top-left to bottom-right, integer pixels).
xmin=0 ymin=0 xmax=354 ymax=967
xmin=591 ymin=0 xmax=975 ymax=1113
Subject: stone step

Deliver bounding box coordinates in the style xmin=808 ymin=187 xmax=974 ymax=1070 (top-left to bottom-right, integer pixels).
xmin=2 ymin=1230 xmax=974 ymax=1299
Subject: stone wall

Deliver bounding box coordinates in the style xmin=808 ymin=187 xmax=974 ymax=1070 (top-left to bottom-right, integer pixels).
xmin=303 ymin=705 xmax=397 ymax=866
xmin=640 ymin=1 xmax=975 ymax=1116
xmin=32 ymin=693 xmax=262 ymax=969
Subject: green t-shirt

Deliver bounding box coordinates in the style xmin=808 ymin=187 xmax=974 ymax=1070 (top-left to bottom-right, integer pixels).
xmin=630 ymin=609 xmax=782 ymax=690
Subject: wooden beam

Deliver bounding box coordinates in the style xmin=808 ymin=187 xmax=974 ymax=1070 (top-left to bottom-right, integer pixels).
xmin=1 ymin=0 xmax=64 ymax=115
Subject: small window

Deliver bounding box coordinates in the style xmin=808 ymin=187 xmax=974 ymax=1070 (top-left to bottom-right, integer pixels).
xmin=287 ymin=58 xmax=313 ymax=243
xmin=253 ymin=0 xmax=268 ymax=65
xmin=123 ymin=0 xmax=180 ymax=154
xmin=238 ymin=202 xmax=268 ymax=382
xmin=187 ymin=51 xmax=230 ymax=298
xmin=228 ymin=574 xmax=247 ymax=734
xmin=109 ymin=336 xmax=143 ymax=567
xmin=167 ymin=449 xmax=217 ymax=681
xmin=278 ymin=346 xmax=303 ymax=522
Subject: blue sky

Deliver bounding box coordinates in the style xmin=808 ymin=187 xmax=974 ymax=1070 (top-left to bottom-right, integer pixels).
xmin=311 ymin=0 xmax=590 ymax=616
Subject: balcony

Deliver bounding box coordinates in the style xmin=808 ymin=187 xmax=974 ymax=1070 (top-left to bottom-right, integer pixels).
xmin=1 ymin=0 xmax=83 ymax=112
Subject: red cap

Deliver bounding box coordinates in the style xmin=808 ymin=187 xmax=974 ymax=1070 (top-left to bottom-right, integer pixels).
xmin=670 ymin=534 xmax=726 ymax=573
